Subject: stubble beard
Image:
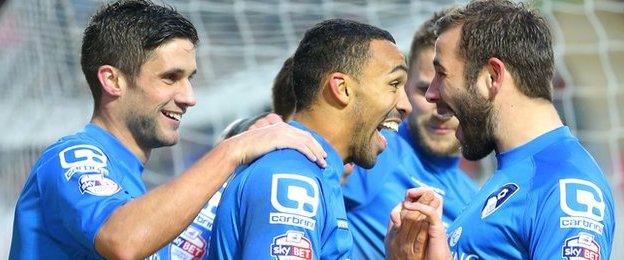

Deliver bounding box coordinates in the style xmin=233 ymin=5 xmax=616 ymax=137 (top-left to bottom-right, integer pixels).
xmin=348 ymin=101 xmax=377 ymax=169
xmin=455 ymin=85 xmax=497 ymax=161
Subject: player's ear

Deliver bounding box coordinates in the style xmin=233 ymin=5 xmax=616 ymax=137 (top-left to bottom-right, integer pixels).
xmin=485 ymin=57 xmax=505 ymax=100
xmin=97 ymin=65 xmax=124 ymax=97
xmin=327 ymin=72 xmax=350 ymax=106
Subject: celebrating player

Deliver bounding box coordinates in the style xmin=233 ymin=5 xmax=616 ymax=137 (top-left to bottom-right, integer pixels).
xmin=9 ymin=1 xmax=326 ymax=259
xmin=343 ymin=9 xmax=478 ymax=259
xmin=391 ymin=0 xmax=615 ymax=259
xmin=209 ymin=19 xmax=411 ymax=259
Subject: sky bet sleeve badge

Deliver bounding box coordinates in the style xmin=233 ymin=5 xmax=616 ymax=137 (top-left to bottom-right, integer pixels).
xmin=561 ymin=232 xmax=600 ymax=260
xmin=270 ymin=230 xmax=313 ymax=260
xmin=481 ymin=183 xmax=519 ymax=219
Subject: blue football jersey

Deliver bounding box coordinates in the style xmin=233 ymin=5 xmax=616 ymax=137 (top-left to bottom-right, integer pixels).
xmin=10 ymin=123 xmax=213 ymax=260
xmin=208 ymin=120 xmax=352 ymax=259
xmin=343 ymin=122 xmax=477 ymax=259
xmin=447 ymin=126 xmax=614 ymax=259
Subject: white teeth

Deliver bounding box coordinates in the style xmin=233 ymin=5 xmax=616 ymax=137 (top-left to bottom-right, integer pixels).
xmin=380 ymin=121 xmax=399 ymax=132
xmin=163 ymin=111 xmax=181 ymax=121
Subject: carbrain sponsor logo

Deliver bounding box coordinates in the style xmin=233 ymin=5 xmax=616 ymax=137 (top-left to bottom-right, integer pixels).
xmin=59 ymin=144 xmax=109 ymax=180
xmin=559 ymin=179 xmax=606 ymax=234
xmin=481 ymin=183 xmax=519 ymax=219
xmin=561 ymin=232 xmax=601 ymax=260
xmin=171 ymin=226 xmax=207 ymax=260
xmin=78 ymin=174 xmax=120 ymax=196
xmin=270 ymin=174 xmax=319 ymax=230
xmin=270 ymin=230 xmax=313 ymax=260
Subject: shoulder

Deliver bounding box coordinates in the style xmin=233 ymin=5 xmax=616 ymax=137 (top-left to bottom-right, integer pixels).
xmin=248 ymin=148 xmax=322 ymax=178
xmin=31 ymin=131 xmax=123 ymax=200
xmin=524 ymin=139 xmax=613 ymax=225
xmin=34 ymin=132 xmax=108 ymax=176
xmin=222 ymin=149 xmax=325 ymax=230
xmin=229 ymin=148 xmax=324 ymax=198
xmin=530 ymin=138 xmax=607 ymax=190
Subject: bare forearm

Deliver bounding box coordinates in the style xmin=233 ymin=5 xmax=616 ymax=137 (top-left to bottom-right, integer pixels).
xmin=95 ymin=141 xmax=237 ymax=259
xmin=94 ymin=122 xmax=328 ymax=259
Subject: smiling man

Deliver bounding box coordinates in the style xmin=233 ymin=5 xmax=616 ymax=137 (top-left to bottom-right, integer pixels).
xmin=208 ymin=19 xmax=410 ymax=259
xmin=393 ymin=0 xmax=615 ymax=259
xmin=9 ymin=1 xmax=327 ymax=259
xmin=342 ymin=10 xmax=478 ymax=259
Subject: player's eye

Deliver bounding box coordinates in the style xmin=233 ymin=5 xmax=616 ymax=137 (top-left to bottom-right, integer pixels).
xmin=416 ymin=83 xmax=429 ymax=94
xmin=390 ymin=80 xmax=402 ymax=90
xmin=162 ymin=73 xmax=179 ymax=84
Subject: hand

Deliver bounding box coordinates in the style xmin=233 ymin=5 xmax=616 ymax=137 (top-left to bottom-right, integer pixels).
xmin=248 ymin=113 xmax=283 ymax=130
xmin=386 ymin=188 xmax=436 ymax=260
xmin=386 ymin=188 xmax=449 ymax=260
xmin=224 ymin=121 xmax=328 ymax=168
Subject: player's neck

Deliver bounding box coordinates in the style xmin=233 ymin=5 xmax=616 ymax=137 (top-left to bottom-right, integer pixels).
xmin=91 ymin=113 xmax=151 ymax=163
xmin=494 ymin=96 xmax=563 ymax=154
xmin=293 ymin=109 xmax=350 ymax=163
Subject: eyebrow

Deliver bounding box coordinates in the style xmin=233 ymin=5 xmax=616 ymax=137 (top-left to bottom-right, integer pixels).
xmin=388 ymin=64 xmax=408 ymax=75
xmin=160 ymin=68 xmax=197 ymax=78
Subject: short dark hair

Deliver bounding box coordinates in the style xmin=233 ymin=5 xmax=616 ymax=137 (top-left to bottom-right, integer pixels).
xmin=436 ymin=0 xmax=554 ymax=101
xmin=408 ymin=9 xmax=451 ymax=66
xmin=292 ymin=19 xmax=395 ymax=111
xmin=218 ymin=112 xmax=271 ymax=141
xmin=272 ymin=57 xmax=295 ymax=120
xmin=81 ymin=0 xmax=198 ymax=108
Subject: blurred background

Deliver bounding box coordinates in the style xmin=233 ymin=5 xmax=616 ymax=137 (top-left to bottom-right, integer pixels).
xmin=0 ymin=0 xmax=622 ymax=258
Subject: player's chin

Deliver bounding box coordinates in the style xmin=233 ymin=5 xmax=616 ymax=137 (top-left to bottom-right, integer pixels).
xmin=156 ymin=130 xmax=180 ymax=147
xmin=353 ymin=146 xmax=378 ymax=169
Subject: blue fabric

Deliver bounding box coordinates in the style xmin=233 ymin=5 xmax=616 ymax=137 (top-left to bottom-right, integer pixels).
xmin=208 ymin=120 xmax=352 ymax=259
xmin=10 ymin=123 xmax=214 ymax=259
xmin=447 ymin=126 xmax=615 ymax=259
xmin=343 ymin=122 xmax=477 ymax=259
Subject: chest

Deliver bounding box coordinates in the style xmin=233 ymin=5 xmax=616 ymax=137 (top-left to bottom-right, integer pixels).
xmin=448 ymin=181 xmax=530 ymax=259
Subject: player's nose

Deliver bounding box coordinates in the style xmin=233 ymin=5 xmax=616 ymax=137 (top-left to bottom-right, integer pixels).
xmin=396 ymin=84 xmax=412 ymax=118
xmin=425 ymin=77 xmax=441 ymax=104
xmin=177 ymin=78 xmax=197 ymax=108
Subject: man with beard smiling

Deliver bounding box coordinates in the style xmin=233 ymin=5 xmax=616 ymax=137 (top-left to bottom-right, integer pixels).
xmin=208 ymin=19 xmax=410 ymax=259
xmin=9 ymin=1 xmax=328 ymax=259
xmin=342 ymin=10 xmax=478 ymax=260
xmin=392 ymin=0 xmax=615 ymax=259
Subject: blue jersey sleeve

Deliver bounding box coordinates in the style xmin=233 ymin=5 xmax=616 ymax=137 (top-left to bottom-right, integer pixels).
xmin=527 ymin=177 xmax=614 ymax=260
xmin=37 ymin=142 xmax=131 ymax=256
xmin=209 ymin=155 xmax=326 ymax=260
xmin=239 ymin=163 xmax=322 ymax=259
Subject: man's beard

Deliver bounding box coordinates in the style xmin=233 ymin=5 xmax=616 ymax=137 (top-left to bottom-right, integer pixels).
xmin=348 ymin=102 xmax=378 ymax=169
xmin=455 ymin=86 xmax=497 ymax=161
xmin=125 ymin=92 xmax=177 ymax=150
